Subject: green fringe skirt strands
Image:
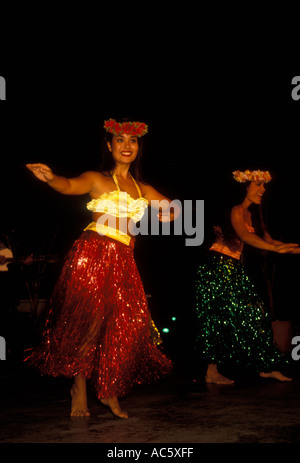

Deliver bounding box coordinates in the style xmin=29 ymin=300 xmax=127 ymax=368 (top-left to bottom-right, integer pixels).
xmin=195 ymin=252 xmax=287 ymax=372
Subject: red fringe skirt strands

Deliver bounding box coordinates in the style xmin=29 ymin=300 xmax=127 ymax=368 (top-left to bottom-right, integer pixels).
xmin=26 ymin=230 xmax=172 ymax=399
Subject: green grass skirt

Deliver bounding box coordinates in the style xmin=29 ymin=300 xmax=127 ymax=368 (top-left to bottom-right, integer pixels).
xmin=195 ymin=252 xmax=287 ymax=372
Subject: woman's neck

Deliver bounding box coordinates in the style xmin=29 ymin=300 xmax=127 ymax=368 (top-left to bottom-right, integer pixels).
xmin=113 ymin=164 xmax=131 ymax=180
xmin=241 ymin=197 xmax=252 ymax=210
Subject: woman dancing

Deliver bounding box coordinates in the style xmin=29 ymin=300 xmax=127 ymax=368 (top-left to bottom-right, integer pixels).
xmin=26 ymin=118 xmax=177 ymax=418
xmin=195 ymin=169 xmax=300 ymax=385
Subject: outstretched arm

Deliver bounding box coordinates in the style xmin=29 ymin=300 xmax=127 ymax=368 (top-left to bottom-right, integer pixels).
xmin=26 ymin=163 xmax=99 ymax=195
xmin=231 ymin=206 xmax=299 ymax=254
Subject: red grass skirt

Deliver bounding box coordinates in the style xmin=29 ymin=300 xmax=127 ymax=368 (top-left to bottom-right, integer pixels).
xmin=26 ymin=230 xmax=172 ymax=398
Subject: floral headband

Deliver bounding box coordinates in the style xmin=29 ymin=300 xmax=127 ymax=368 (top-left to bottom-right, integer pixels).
xmin=233 ymin=170 xmax=272 ymax=183
xmin=104 ymin=118 xmax=148 ymax=137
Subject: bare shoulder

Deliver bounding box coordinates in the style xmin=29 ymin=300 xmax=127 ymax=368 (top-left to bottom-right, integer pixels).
xmin=231 ymin=205 xmax=243 ymax=218
xmin=231 ymin=205 xmax=249 ymax=231
xmin=139 ymin=182 xmax=160 ymax=199
xmin=79 ymin=170 xmax=105 ymax=180
xmin=80 ymin=170 xmax=111 ymax=195
xmin=82 ymin=170 xmax=109 ymax=185
xmin=139 ymin=182 xmax=172 ymax=203
xmin=138 ymin=181 xmax=152 ymax=195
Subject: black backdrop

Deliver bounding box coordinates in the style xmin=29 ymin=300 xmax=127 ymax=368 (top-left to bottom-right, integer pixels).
xmin=1 ymin=41 xmax=299 ymax=361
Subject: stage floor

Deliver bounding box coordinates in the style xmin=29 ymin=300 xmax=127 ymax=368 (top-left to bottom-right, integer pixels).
xmin=0 ymin=360 xmax=300 ymax=444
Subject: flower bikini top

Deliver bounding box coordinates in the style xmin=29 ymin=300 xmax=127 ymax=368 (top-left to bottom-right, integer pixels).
xmin=86 ymin=172 xmax=149 ymax=223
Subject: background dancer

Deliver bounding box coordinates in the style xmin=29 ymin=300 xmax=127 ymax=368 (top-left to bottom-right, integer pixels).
xmin=26 ymin=118 xmax=178 ymax=418
xmin=195 ymin=169 xmax=300 ymax=385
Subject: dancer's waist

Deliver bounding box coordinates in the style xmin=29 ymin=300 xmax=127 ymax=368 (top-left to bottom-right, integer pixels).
xmin=209 ymin=242 xmax=242 ymax=260
xmin=84 ymin=222 xmax=132 ymax=246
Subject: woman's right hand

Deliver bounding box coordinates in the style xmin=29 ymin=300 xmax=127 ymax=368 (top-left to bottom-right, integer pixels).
xmin=26 ymin=163 xmax=55 ymax=183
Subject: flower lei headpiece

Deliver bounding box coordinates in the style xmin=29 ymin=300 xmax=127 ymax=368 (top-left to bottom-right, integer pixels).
xmin=233 ymin=170 xmax=272 ymax=183
xmin=104 ymin=118 xmax=148 ymax=137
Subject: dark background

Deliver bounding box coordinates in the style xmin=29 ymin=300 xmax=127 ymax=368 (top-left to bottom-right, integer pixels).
xmin=0 ymin=30 xmax=299 ymax=363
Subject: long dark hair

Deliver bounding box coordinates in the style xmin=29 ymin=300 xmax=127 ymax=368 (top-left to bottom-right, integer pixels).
xmin=214 ymin=180 xmax=268 ymax=250
xmin=98 ymin=117 xmax=145 ymax=182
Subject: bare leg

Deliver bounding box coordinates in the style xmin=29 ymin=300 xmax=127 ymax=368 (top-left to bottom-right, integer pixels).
xmin=259 ymin=371 xmax=292 ymax=382
xmin=205 ymin=363 xmax=234 ymax=384
xmin=100 ymin=397 xmax=128 ymax=419
xmin=70 ymin=374 xmax=90 ymax=417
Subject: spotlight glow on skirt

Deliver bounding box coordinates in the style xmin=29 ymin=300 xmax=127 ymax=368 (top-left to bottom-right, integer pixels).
xmin=195 ymin=252 xmax=287 ymax=372
xmin=26 ymin=230 xmax=172 ymax=398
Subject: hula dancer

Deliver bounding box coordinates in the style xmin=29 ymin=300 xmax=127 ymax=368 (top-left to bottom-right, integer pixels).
xmin=26 ymin=118 xmax=178 ymax=418
xmin=195 ymin=170 xmax=300 ymax=384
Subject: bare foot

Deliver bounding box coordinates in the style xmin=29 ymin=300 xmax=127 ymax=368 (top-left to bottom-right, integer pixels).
xmin=206 ymin=363 xmax=234 ymax=384
xmin=70 ymin=376 xmax=90 ymax=417
xmin=205 ymin=373 xmax=235 ymax=384
xmin=259 ymin=371 xmax=292 ymax=382
xmin=100 ymin=397 xmax=128 ymax=419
